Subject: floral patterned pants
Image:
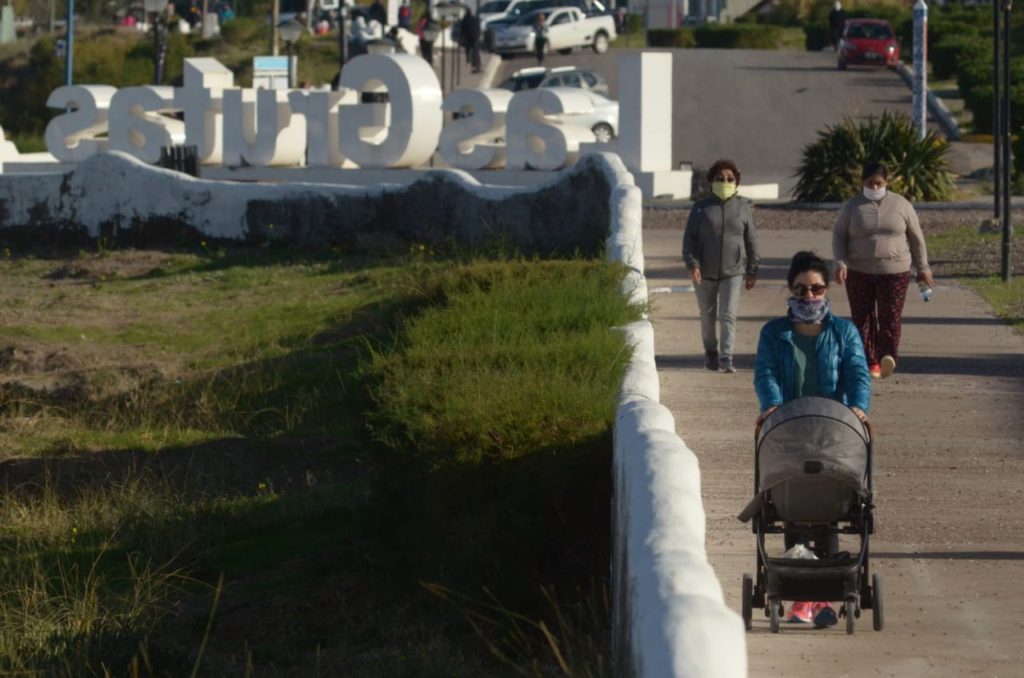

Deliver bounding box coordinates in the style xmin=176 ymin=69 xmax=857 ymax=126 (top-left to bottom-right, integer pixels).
xmin=844 ymin=270 xmax=911 ymax=365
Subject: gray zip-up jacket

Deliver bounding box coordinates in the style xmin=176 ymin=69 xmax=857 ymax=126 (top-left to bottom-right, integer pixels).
xmin=682 ymin=195 xmax=760 ymax=280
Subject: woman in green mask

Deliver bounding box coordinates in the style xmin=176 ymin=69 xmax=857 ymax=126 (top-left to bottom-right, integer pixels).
xmin=682 ymin=159 xmax=760 ymax=373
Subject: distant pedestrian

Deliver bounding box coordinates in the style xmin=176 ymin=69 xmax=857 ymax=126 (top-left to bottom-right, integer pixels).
xmin=534 ymin=12 xmax=547 ymax=65
xmin=682 ymin=159 xmax=760 ymax=373
xmin=416 ymin=14 xmax=437 ymax=66
xmin=368 ymin=0 xmax=387 ymax=28
xmin=461 ymin=8 xmax=481 ymax=73
xmin=828 ymin=1 xmax=846 ymax=50
xmin=398 ymin=0 xmax=412 ymax=29
xmin=832 ymin=161 xmax=933 ymax=379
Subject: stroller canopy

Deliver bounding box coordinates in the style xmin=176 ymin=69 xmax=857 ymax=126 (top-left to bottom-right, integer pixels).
xmin=757 ymin=397 xmax=870 ymax=493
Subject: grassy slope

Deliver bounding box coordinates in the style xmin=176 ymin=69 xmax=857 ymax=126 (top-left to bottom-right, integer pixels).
xmin=0 ymin=248 xmax=641 ymax=675
xmin=927 ymin=225 xmax=1024 ymax=332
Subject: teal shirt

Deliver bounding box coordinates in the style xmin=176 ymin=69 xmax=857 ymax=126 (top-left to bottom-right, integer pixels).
xmin=792 ymin=331 xmax=821 ymax=398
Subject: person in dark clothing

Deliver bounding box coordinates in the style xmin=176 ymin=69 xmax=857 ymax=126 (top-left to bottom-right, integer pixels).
xmin=416 ymin=14 xmax=437 ymax=65
xmin=533 ymin=12 xmax=547 ymax=65
xmin=461 ymin=8 xmax=481 ymax=73
xmin=368 ymin=0 xmax=387 ymax=28
xmin=682 ymin=159 xmax=760 ymax=373
xmin=828 ymin=1 xmax=846 ymax=50
xmin=398 ymin=0 xmax=412 ymax=29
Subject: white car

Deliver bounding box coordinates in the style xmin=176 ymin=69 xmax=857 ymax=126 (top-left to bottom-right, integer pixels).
xmin=552 ymin=90 xmax=618 ymax=142
xmin=492 ymin=7 xmax=616 ymax=56
xmin=453 ymin=89 xmax=618 ymax=143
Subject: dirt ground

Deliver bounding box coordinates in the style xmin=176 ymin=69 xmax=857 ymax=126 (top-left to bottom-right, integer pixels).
xmin=643 ymin=212 xmax=1024 ymax=677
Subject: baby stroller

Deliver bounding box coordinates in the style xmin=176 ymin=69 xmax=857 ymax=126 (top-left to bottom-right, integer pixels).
xmin=737 ymin=396 xmax=882 ymax=634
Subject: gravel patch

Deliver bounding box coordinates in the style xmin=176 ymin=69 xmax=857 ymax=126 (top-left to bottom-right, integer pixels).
xmin=643 ymin=206 xmax=1024 ymax=233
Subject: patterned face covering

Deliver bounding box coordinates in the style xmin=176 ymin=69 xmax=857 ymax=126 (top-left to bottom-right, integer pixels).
xmin=788 ymin=297 xmax=831 ymax=324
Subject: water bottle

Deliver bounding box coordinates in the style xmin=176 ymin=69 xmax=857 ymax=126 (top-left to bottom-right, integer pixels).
xmin=918 ymin=280 xmax=932 ymax=302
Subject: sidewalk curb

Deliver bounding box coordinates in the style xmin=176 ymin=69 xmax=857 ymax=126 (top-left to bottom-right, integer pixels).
xmin=477 ymin=53 xmax=501 ymax=89
xmin=644 ymin=199 xmax=1024 ymax=211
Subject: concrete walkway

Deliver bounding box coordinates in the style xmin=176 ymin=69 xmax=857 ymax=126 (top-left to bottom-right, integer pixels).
xmin=645 ymin=226 xmax=1024 ymax=677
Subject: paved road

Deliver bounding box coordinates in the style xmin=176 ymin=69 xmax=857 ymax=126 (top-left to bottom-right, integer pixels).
xmin=494 ymin=48 xmax=925 ymax=196
xmin=645 ymin=225 xmax=1024 ymax=677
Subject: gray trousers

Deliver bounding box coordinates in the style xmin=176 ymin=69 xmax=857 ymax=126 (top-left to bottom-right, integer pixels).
xmin=693 ymin=275 xmax=743 ymax=359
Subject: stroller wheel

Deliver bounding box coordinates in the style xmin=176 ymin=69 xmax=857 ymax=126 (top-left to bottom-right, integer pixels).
xmin=844 ymin=599 xmax=856 ymax=635
xmin=872 ymin=574 xmax=884 ymax=631
xmin=769 ymin=597 xmax=781 ymax=633
xmin=742 ymin=574 xmax=753 ymax=630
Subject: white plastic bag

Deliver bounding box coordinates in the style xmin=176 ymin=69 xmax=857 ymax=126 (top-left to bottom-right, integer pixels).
xmin=780 ymin=543 xmax=818 ymax=560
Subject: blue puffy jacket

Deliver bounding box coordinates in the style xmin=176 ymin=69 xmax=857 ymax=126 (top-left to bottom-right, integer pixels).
xmin=754 ymin=313 xmax=872 ymax=413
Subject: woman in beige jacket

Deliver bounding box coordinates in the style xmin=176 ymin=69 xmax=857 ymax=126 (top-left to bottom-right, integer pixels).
xmin=832 ymin=162 xmax=934 ymax=379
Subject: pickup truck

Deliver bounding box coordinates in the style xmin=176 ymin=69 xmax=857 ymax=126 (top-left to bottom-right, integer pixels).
xmin=491 ymin=7 xmax=617 ymax=56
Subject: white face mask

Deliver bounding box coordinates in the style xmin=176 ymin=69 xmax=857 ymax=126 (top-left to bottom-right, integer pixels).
xmin=863 ymin=186 xmax=886 ymax=201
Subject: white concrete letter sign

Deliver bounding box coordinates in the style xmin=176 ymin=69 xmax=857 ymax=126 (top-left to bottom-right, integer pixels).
xmin=506 ymin=88 xmax=595 ymax=171
xmin=439 ymin=89 xmax=512 ymax=170
xmin=582 ymin=51 xmax=672 ymax=172
xmin=338 ymin=53 xmax=442 ymax=168
xmin=45 ymin=85 xmax=118 ymax=162
xmin=222 ymin=88 xmax=307 ymax=167
xmin=175 ymin=57 xmax=234 ymax=164
xmin=288 ymin=89 xmax=356 ymax=168
xmin=108 ymin=86 xmax=184 ymax=164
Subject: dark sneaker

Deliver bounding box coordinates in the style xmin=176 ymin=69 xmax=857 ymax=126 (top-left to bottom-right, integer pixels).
xmin=720 ymin=357 xmax=736 ymax=373
xmin=704 ymin=350 xmax=720 ymax=371
xmin=812 ymin=602 xmax=838 ymax=627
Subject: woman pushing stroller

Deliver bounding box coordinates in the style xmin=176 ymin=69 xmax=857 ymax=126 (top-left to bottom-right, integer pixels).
xmin=753 ymin=251 xmax=873 ymax=626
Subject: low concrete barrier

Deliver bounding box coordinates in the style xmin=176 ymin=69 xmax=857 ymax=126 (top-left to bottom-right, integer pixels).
xmin=0 ymin=151 xmax=617 ymax=257
xmin=606 ymin=168 xmax=746 ymax=677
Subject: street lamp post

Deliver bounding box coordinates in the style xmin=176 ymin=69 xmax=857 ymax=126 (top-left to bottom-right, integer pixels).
xmin=337 ymin=2 xmax=347 ymax=74
xmin=64 ymin=0 xmax=74 ymax=87
xmin=144 ymin=0 xmax=168 ymax=85
xmin=433 ymin=2 xmax=465 ymax=94
xmin=279 ymin=19 xmax=303 ymax=88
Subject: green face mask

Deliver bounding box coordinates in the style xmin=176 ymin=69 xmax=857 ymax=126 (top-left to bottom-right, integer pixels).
xmin=712 ymin=181 xmax=737 ymax=200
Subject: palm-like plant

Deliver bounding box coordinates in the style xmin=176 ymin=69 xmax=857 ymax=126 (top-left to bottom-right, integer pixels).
xmin=793 ymin=112 xmax=955 ymax=202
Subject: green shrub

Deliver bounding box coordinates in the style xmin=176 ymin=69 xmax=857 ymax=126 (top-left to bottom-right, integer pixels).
xmin=931 ymin=33 xmax=987 ymax=81
xmin=794 ymin=111 xmax=955 ymax=202
xmin=648 ymin=28 xmax=696 ymax=48
xmin=963 ymin=84 xmax=1024 ymax=134
xmin=926 ymin=10 xmax=986 ymax=49
xmin=804 ymin=21 xmax=828 ymax=51
xmin=958 ymin=55 xmax=1024 ymax=101
xmin=623 ymin=12 xmax=644 ymax=35
xmin=0 ymin=37 xmax=63 ymax=136
xmin=739 ymin=0 xmax=804 ymax=27
xmin=220 ymin=15 xmax=268 ymax=44
xmin=846 ymin=2 xmax=910 ymax=30
xmin=1013 ymin=129 xmax=1024 ymax=178
xmin=694 ymin=23 xmax=783 ymax=49
xmin=957 ymin=55 xmax=993 ymax=98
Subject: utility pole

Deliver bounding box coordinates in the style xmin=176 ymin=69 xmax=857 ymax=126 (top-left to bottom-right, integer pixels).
xmin=912 ymin=0 xmax=927 ymax=140
xmin=993 ymin=0 xmax=1001 ymax=240
xmin=1001 ymin=0 xmax=1013 ymax=281
xmin=65 ymin=0 xmax=74 ymax=87
xmin=272 ymin=0 xmax=280 ymax=56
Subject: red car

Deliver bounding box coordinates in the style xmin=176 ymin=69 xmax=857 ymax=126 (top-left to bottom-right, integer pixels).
xmin=837 ymin=19 xmax=900 ymax=70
